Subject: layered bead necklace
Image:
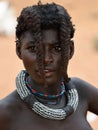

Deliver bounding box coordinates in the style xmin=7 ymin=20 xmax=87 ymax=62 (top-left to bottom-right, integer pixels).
xmin=16 ymin=70 xmax=79 ymax=120
xmin=26 ymin=77 xmax=66 ymax=99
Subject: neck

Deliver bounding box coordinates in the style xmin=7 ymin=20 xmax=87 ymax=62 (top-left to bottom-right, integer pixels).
xmin=28 ymin=76 xmax=63 ymax=95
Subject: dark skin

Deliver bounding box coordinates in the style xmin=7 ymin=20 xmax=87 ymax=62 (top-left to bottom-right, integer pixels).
xmin=0 ymin=29 xmax=98 ymax=130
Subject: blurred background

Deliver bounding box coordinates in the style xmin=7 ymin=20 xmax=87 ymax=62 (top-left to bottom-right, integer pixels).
xmin=0 ymin=0 xmax=98 ymax=129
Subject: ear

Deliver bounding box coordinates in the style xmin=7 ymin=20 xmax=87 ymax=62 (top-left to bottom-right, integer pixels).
xmin=16 ymin=40 xmax=22 ymax=59
xmin=69 ymin=40 xmax=74 ymax=59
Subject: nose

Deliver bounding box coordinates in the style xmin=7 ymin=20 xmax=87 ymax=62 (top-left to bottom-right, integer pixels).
xmin=44 ymin=49 xmax=53 ymax=65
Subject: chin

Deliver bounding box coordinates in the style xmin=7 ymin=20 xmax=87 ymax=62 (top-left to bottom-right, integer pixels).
xmin=44 ymin=77 xmax=59 ymax=86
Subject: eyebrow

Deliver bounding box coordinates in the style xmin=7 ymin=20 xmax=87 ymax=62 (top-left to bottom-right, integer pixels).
xmin=50 ymin=41 xmax=60 ymax=45
xmin=25 ymin=40 xmax=60 ymax=47
xmin=42 ymin=41 xmax=59 ymax=45
xmin=25 ymin=41 xmax=35 ymax=45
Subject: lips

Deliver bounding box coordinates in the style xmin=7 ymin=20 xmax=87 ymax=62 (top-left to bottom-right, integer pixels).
xmin=44 ymin=69 xmax=54 ymax=77
xmin=35 ymin=67 xmax=55 ymax=77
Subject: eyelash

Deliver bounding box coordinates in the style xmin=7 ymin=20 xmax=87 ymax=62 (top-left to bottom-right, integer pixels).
xmin=27 ymin=45 xmax=61 ymax=53
xmin=28 ymin=46 xmax=36 ymax=52
xmin=53 ymin=45 xmax=61 ymax=52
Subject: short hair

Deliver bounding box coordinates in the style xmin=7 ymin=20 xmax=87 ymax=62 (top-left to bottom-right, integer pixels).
xmin=16 ymin=2 xmax=75 ymax=82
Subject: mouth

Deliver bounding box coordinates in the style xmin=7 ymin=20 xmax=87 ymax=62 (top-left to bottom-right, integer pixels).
xmin=44 ymin=69 xmax=54 ymax=77
xmin=35 ymin=67 xmax=55 ymax=78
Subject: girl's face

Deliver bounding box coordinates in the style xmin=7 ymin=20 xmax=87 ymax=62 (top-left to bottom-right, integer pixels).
xmin=16 ymin=29 xmax=71 ymax=86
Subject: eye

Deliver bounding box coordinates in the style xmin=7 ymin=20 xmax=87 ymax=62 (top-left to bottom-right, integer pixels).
xmin=53 ymin=45 xmax=61 ymax=52
xmin=28 ymin=45 xmax=36 ymax=52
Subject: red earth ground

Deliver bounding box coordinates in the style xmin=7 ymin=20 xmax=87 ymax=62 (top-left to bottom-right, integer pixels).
xmin=0 ymin=0 xmax=98 ymax=129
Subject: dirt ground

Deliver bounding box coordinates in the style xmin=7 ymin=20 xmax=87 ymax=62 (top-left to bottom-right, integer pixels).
xmin=0 ymin=0 xmax=98 ymax=129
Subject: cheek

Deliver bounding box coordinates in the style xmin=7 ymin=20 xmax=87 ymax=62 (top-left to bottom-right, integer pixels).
xmin=55 ymin=55 xmax=62 ymax=69
xmin=22 ymin=51 xmax=37 ymax=71
xmin=55 ymin=54 xmax=69 ymax=77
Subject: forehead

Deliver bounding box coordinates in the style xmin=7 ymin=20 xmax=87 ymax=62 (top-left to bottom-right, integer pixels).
xmin=20 ymin=29 xmax=59 ymax=44
xmin=42 ymin=29 xmax=59 ymax=43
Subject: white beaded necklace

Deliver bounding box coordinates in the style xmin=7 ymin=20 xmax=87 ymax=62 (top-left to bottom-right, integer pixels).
xmin=16 ymin=70 xmax=79 ymax=120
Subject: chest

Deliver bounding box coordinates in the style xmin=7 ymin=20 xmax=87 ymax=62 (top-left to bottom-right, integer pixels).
xmin=10 ymin=94 xmax=93 ymax=130
xmin=10 ymin=110 xmax=93 ymax=130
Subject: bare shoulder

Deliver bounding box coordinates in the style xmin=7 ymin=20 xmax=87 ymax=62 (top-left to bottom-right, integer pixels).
xmin=0 ymin=91 xmax=22 ymax=129
xmin=71 ymin=77 xmax=98 ymax=114
xmin=71 ymin=77 xmax=98 ymax=97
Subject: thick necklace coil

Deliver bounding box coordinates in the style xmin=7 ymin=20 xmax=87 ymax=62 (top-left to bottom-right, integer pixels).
xmin=16 ymin=70 xmax=79 ymax=120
